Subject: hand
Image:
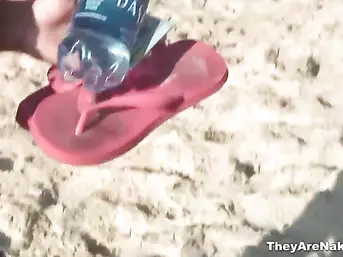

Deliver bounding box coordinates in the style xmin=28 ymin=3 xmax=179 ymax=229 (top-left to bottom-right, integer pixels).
xmin=1 ymin=0 xmax=76 ymax=64
xmin=26 ymin=0 xmax=76 ymax=64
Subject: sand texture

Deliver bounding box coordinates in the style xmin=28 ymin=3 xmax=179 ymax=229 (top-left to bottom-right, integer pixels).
xmin=1 ymin=0 xmax=343 ymax=256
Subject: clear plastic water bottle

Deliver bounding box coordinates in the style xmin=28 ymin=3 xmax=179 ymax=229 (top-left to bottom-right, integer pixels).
xmin=58 ymin=0 xmax=149 ymax=92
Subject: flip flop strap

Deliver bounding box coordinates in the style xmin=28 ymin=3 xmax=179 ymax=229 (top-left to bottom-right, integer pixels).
xmin=48 ymin=67 xmax=185 ymax=136
xmin=75 ymin=84 xmax=184 ymax=136
xmin=48 ymin=67 xmax=184 ymax=111
xmin=77 ymin=86 xmax=184 ymax=113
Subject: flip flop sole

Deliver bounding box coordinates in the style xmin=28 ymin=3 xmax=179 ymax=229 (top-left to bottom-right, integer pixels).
xmin=16 ymin=40 xmax=228 ymax=165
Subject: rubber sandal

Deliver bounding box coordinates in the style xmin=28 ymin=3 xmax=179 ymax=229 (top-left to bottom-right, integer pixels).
xmin=16 ymin=40 xmax=228 ymax=165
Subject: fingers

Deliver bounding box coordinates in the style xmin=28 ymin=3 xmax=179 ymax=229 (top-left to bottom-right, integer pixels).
xmin=32 ymin=0 xmax=76 ymax=26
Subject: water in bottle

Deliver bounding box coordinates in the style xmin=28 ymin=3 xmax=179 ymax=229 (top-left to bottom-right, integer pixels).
xmin=58 ymin=0 xmax=149 ymax=92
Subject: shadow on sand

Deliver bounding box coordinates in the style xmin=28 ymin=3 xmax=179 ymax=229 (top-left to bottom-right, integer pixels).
xmin=0 ymin=231 xmax=10 ymax=256
xmin=241 ymin=171 xmax=343 ymax=257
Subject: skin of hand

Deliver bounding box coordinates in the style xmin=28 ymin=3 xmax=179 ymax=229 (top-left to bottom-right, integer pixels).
xmin=1 ymin=0 xmax=76 ymax=64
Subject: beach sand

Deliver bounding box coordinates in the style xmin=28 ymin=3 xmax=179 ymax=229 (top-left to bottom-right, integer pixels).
xmin=1 ymin=0 xmax=343 ymax=256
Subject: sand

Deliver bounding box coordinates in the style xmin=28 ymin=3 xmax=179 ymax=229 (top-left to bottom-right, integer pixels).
xmin=1 ymin=0 xmax=343 ymax=256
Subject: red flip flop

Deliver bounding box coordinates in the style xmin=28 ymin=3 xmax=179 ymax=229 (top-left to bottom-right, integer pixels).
xmin=16 ymin=40 xmax=228 ymax=165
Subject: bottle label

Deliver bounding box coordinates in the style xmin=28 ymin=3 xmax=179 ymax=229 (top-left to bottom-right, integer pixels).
xmin=73 ymin=0 xmax=148 ymax=49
